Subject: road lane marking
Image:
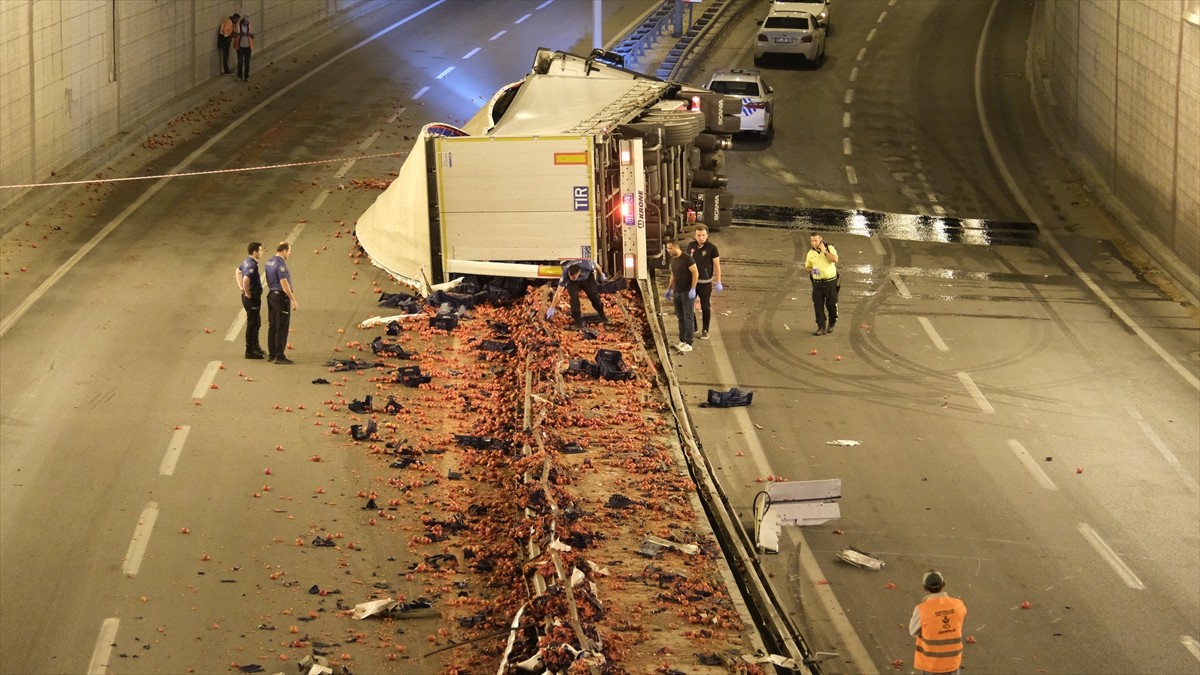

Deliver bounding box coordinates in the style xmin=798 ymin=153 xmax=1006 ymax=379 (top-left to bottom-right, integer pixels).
xmin=877 ymin=11 xmax=887 ymax=23
xmin=706 ymin=324 xmax=878 ymax=673
xmin=334 ymin=160 xmax=355 ymax=178
xmin=1007 ymin=439 xmax=1058 ymax=491
xmin=160 ymin=425 xmax=190 ymax=476
xmin=918 ymin=317 xmax=949 ymax=351
xmin=1128 ymin=407 xmax=1199 ymax=493
xmin=845 ymin=166 xmax=858 ymax=184
xmin=849 ymin=66 xmax=858 ymax=82
xmin=310 ymin=188 xmax=331 ymax=210
xmin=122 ymin=503 xmax=159 ymax=577
xmin=1077 ymin=523 xmax=1145 ymax=590
xmin=191 ymin=361 xmax=222 ymax=399
xmin=413 ymin=85 xmax=430 ymax=100
xmin=868 ymin=232 xmax=884 ymax=256
xmin=889 ymin=271 xmax=911 ymax=298
xmin=866 ymin=28 xmax=877 ymax=41
xmin=854 ymin=193 xmax=865 ymax=210
xmin=956 ymin=371 xmax=994 ymax=413
xmin=842 ymin=138 xmax=852 ymax=155
xmin=284 ymin=222 xmax=306 ymax=246
xmin=436 ymin=66 xmax=455 ymax=79
xmin=490 ymin=30 xmax=506 ymax=41
xmin=386 ymin=106 xmax=406 ymax=124
xmin=842 ymin=111 xmax=851 ymax=128
xmin=843 ymin=89 xmax=854 ymax=104
xmin=359 ymin=131 xmax=380 ymax=150
xmin=463 ymin=47 xmax=481 ymax=59
xmin=857 ymin=48 xmax=867 ymax=61
xmin=88 ymin=618 xmax=119 ymax=675
xmin=536 ymin=0 xmax=553 ymax=8
xmin=1182 ymin=635 xmax=1200 ymax=662
xmin=225 ymin=309 xmax=245 ymax=342
xmin=0 ymin=1 xmax=446 ymax=340
xmin=515 ymin=13 xmax=532 ymax=23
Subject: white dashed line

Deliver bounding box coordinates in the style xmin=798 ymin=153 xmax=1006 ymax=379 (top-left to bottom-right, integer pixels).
xmin=878 ymin=11 xmax=888 ymax=23
xmin=310 ymin=189 xmax=331 ymax=211
xmin=845 ymin=166 xmax=858 ymax=184
xmin=866 ymin=28 xmax=876 ymax=41
xmin=842 ymin=138 xmax=852 ymax=155
xmin=857 ymin=47 xmax=867 ymax=61
xmin=1077 ymin=523 xmax=1145 ymax=590
xmin=159 ymin=425 xmax=190 ymax=476
xmin=536 ymin=0 xmax=554 ymax=8
xmin=1182 ymin=636 xmax=1200 ymax=662
xmin=334 ymin=160 xmax=355 ymax=179
xmin=285 ymin=222 xmax=306 ymax=247
xmin=842 ymin=112 xmax=851 ymax=128
xmin=849 ymin=66 xmax=858 ymax=82
xmin=413 ymin=86 xmax=430 ymax=100
xmin=490 ymin=30 xmax=507 ymax=41
xmin=463 ymin=47 xmax=481 ymax=59
xmin=1128 ymin=407 xmax=1200 ymax=493
xmin=224 ymin=310 xmax=245 ymax=342
xmin=956 ymin=371 xmax=994 ymax=413
xmin=1006 ymin=439 xmax=1058 ymax=491
xmin=386 ymin=106 xmax=406 ymax=124
xmin=868 ymin=228 xmax=883 ymax=254
xmin=854 ymin=193 xmax=866 ymax=210
xmin=88 ymin=618 xmax=119 ymax=675
xmin=843 ymin=89 xmax=854 ymax=104
xmin=191 ymin=360 xmax=222 ymax=399
xmin=359 ymin=131 xmax=381 ymax=150
xmin=436 ymin=66 xmax=455 ymax=79
xmin=121 ymin=502 xmax=159 ymax=577
xmin=917 ymin=317 xmax=949 ymax=352
xmin=515 ymin=13 xmax=532 ymax=23
xmin=889 ymin=271 xmax=911 ymax=298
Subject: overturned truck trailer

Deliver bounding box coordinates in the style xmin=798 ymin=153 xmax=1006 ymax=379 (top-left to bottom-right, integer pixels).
xmin=356 ymin=48 xmax=739 ymax=295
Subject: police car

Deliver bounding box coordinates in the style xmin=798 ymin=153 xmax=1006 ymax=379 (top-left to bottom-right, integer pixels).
xmin=704 ymin=69 xmax=774 ymax=138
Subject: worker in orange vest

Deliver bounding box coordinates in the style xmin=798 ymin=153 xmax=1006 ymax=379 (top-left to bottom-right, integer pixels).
xmin=909 ymin=570 xmax=967 ymax=674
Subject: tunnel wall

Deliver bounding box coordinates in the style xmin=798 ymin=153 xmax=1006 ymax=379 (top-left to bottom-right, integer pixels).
xmin=1035 ymin=0 xmax=1200 ymax=296
xmin=0 ymin=0 xmax=366 ymax=212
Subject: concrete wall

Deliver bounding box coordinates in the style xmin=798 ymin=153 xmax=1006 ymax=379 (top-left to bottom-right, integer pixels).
xmin=1036 ymin=0 xmax=1200 ymax=296
xmin=0 ymin=0 xmax=364 ymax=211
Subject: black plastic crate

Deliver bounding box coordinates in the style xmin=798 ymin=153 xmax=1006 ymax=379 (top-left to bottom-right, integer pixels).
xmin=706 ymin=387 xmax=753 ymax=407
xmin=430 ymin=313 xmax=459 ymax=331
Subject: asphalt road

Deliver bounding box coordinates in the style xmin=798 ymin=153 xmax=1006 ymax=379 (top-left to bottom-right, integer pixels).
xmin=1 ymin=1 xmax=1197 ymax=674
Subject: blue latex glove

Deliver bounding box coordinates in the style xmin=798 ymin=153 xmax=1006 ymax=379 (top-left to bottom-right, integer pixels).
xmin=687 ymin=288 xmax=696 ymax=300
xmin=545 ymin=308 xmax=556 ymax=319
xmin=715 ymin=281 xmax=724 ymax=292
xmin=665 ymin=289 xmax=673 ymax=300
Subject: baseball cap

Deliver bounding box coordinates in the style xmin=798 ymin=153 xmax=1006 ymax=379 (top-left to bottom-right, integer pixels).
xmin=922 ymin=570 xmax=945 ymax=592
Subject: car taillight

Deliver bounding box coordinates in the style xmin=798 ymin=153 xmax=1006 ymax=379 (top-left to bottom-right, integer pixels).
xmin=801 ymin=34 xmax=813 ymax=43
xmin=757 ymin=34 xmax=768 ymax=42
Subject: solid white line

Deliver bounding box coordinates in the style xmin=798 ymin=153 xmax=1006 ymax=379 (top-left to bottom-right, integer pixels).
xmin=1182 ymin=635 xmax=1200 ymax=662
xmin=842 ymin=111 xmax=851 ymax=128
xmin=88 ymin=618 xmax=119 ymax=675
xmin=843 ymin=89 xmax=854 ymax=104
xmin=845 ymin=166 xmax=858 ymax=184
xmin=956 ymin=371 xmax=994 ymax=413
xmin=1077 ymin=523 xmax=1145 ymax=590
xmin=413 ymin=85 xmax=430 ymax=100
xmin=224 ymin=308 xmax=245 ymax=342
xmin=122 ymin=502 xmax=159 ymax=577
xmin=889 ymin=271 xmax=911 ymax=298
xmin=1006 ymin=439 xmax=1058 ymax=491
xmin=334 ymin=160 xmax=355 ymax=178
xmin=310 ymin=189 xmax=330 ymax=211
xmin=436 ymin=66 xmax=455 ymax=79
xmin=515 ymin=13 xmax=532 ymax=23
xmin=0 ymin=0 xmax=447 ymax=340
xmin=359 ymin=131 xmax=380 ymax=150
xmin=918 ymin=316 xmax=949 ymax=352
xmin=869 ymin=232 xmax=884 ymax=256
xmin=866 ymin=28 xmax=877 ymax=41
xmin=1128 ymin=408 xmax=1200 ymax=493
xmin=191 ymin=360 xmax=222 ymax=399
xmin=706 ymin=323 xmax=878 ymax=673
xmin=842 ymin=138 xmax=852 ymax=155
xmin=160 ymin=425 xmax=190 ymax=476
xmin=490 ymin=30 xmax=507 ymax=41
xmin=463 ymin=47 xmax=481 ymax=59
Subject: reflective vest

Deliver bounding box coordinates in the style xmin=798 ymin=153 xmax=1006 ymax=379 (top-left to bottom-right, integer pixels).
xmin=914 ymin=595 xmax=966 ymax=673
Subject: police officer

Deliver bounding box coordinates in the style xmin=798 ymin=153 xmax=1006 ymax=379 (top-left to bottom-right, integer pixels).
xmin=909 ymin=570 xmax=967 ymax=675
xmin=686 ymin=224 xmax=722 ymax=340
xmin=546 ymin=259 xmax=609 ymax=328
xmin=804 ymin=233 xmax=839 ymax=335
xmin=264 ymin=242 xmax=298 ymax=364
xmin=234 ymin=241 xmax=264 ymax=359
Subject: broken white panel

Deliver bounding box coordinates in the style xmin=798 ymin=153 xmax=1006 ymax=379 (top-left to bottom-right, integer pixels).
xmin=644 ymin=535 xmax=699 ymax=555
xmin=755 ymin=479 xmax=842 ymax=553
xmin=358 ymin=312 xmax=425 ymax=329
xmin=837 ymin=547 xmax=885 ymax=570
xmin=826 ymin=439 xmax=861 ymax=446
xmin=352 ymin=598 xmax=397 ymax=620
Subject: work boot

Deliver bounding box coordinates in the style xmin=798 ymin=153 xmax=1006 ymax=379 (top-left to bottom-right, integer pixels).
xmin=246 ymin=351 xmax=264 ymax=359
xmin=274 ymin=355 xmax=295 ymax=364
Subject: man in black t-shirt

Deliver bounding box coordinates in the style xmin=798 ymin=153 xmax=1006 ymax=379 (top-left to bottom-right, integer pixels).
xmin=664 ymin=240 xmax=698 ymax=352
xmin=686 ymin=224 xmax=723 ymax=340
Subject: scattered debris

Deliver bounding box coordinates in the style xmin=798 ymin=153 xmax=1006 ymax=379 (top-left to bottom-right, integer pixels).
xmin=836 ymin=547 xmax=885 ymax=570
xmin=705 ymin=387 xmax=753 ymax=408
xmin=825 ymin=439 xmax=862 ymax=446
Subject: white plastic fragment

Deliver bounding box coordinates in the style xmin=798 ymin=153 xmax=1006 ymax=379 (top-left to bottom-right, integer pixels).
xmin=549 ymin=538 xmax=572 ymax=552
xmin=825 ymin=439 xmax=862 ymax=446
xmin=644 ymin=535 xmax=698 ymax=555
xmin=358 ymin=312 xmax=423 ymax=329
xmin=352 ymin=598 xmax=398 ymax=619
xmin=837 ymin=547 xmax=885 ymax=570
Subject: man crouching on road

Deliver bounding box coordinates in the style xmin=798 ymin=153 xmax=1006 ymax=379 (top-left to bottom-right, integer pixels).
xmin=546 ymin=259 xmax=609 ymax=329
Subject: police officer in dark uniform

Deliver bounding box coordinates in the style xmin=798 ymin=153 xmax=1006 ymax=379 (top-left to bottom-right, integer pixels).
xmin=235 ymin=241 xmax=265 ymax=358
xmin=546 ymin=259 xmax=609 ymax=328
xmin=264 ymin=242 xmax=298 ymax=364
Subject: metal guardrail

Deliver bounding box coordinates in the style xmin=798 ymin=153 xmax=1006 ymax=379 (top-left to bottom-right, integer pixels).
xmin=655 ymin=0 xmax=738 ymax=80
xmin=610 ymin=2 xmax=675 ymax=70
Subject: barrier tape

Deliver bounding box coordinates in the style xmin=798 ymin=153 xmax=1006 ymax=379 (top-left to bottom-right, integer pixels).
xmin=0 ymin=150 xmax=406 ymax=190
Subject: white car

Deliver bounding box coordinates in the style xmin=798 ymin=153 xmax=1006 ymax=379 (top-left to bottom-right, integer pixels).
xmin=754 ymin=10 xmax=827 ymax=66
xmin=771 ymin=0 xmax=830 ymax=31
xmin=704 ymin=68 xmax=774 ymax=138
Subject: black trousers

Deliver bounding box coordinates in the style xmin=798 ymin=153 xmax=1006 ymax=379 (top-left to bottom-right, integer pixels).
xmin=695 ymin=281 xmax=713 ymax=332
xmin=267 ymin=291 xmax=290 ymax=358
xmin=566 ymin=276 xmax=606 ymax=323
xmin=811 ymin=278 xmax=839 ymax=329
xmin=217 ymin=36 xmax=232 ymax=72
xmin=242 ymin=292 xmax=262 ymax=352
xmin=236 ymin=47 xmax=252 ymax=79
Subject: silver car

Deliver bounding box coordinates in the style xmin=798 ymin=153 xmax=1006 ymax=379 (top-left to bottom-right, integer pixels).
xmin=754 ymin=9 xmax=827 ymax=66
